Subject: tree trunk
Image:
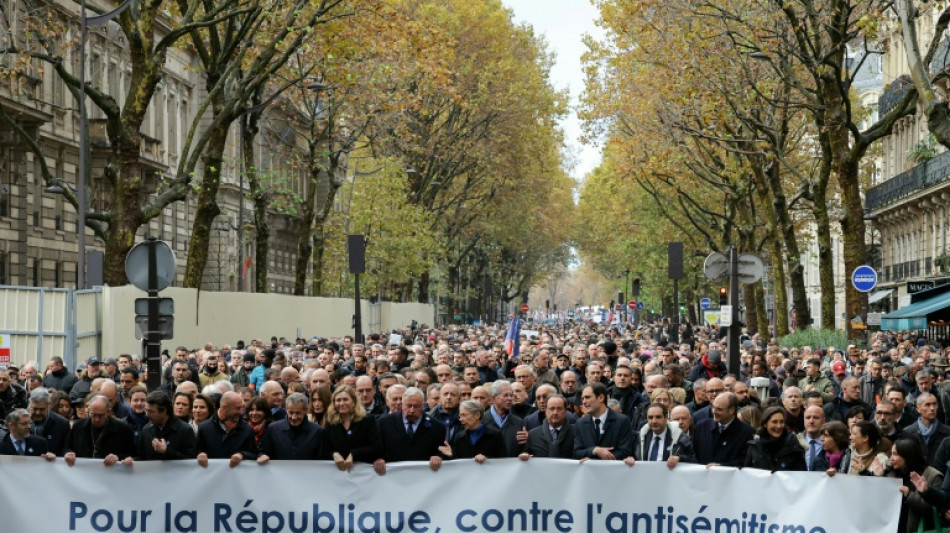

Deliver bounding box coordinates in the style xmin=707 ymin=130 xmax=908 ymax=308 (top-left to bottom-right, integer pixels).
xmin=813 ymin=196 xmax=836 ymax=329
xmin=242 ymin=117 xmax=269 ymax=293
xmin=767 ymin=234 xmax=790 ymax=337
xmin=183 ymin=129 xmax=227 ymax=288
xmin=745 ymin=283 xmax=758 ymax=335
xmin=311 ymin=228 xmax=328 ymax=296
xmin=754 ymin=280 xmax=769 ymax=338
xmin=768 ymin=165 xmax=810 ymax=331
xmin=417 ymin=270 xmax=430 ymax=303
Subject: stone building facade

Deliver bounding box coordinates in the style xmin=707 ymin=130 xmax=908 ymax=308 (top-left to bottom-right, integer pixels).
xmin=0 ymin=2 xmax=320 ymax=293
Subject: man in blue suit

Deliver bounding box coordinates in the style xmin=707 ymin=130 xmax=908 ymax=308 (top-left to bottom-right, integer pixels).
xmin=573 ymin=382 xmax=634 ymax=462
xmin=693 ymin=392 xmax=754 ymax=467
xmin=0 ymin=409 xmax=55 ymax=460
xmin=374 ymin=387 xmax=446 ymax=474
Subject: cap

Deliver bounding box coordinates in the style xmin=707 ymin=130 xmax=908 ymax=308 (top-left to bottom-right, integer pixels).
xmin=86 ymin=357 xmax=100 ymax=366
xmin=243 ymin=353 xmax=256 ymax=363
xmin=556 ymin=353 xmax=569 ymax=361
xmin=103 ymin=357 xmax=117 ymax=365
xmin=833 ymin=361 xmax=847 ymax=375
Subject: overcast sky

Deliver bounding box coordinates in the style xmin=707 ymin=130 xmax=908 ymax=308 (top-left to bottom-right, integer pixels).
xmin=502 ymin=0 xmax=604 ymax=184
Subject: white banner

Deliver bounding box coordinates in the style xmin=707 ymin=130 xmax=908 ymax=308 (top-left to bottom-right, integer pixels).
xmin=0 ymin=456 xmax=900 ymax=533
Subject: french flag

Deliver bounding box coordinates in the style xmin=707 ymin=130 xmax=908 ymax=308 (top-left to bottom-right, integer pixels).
xmin=504 ymin=317 xmax=521 ymax=359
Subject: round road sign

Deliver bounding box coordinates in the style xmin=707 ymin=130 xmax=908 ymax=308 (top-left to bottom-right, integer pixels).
xmin=520 ymin=303 xmax=530 ymax=313
xmin=851 ymin=265 xmax=878 ymax=293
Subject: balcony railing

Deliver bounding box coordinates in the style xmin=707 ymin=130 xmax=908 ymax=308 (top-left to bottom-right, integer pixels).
xmin=866 ymin=150 xmax=950 ymax=211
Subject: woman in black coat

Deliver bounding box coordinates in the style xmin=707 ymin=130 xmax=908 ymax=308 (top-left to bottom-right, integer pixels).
xmin=744 ymin=406 xmax=806 ymax=472
xmin=439 ymin=400 xmax=507 ymax=463
xmin=322 ymin=385 xmax=382 ymax=471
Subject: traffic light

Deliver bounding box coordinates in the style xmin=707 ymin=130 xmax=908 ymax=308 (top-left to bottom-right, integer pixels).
xmin=632 ymin=279 xmax=641 ymax=298
xmin=719 ymin=287 xmax=728 ymax=305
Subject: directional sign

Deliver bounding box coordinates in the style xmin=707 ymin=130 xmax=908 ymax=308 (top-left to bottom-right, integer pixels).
xmin=700 ymin=297 xmax=711 ymax=309
xmin=851 ymin=265 xmax=878 ymax=293
xmin=520 ymin=303 xmax=530 ymax=313
xmin=628 ymin=300 xmax=637 ymax=310
xmin=636 ymin=302 xmax=644 ymax=310
xmin=720 ymin=305 xmax=733 ymax=327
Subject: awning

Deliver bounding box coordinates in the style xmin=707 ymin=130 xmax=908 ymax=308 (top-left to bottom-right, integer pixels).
xmin=868 ymin=289 xmax=893 ymax=305
xmin=881 ymin=291 xmax=950 ymax=330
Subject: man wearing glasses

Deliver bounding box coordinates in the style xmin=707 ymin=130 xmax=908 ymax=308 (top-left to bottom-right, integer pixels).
xmin=874 ymin=400 xmax=902 ymax=442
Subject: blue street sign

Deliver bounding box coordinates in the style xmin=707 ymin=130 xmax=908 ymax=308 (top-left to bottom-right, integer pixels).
xmin=851 ymin=265 xmax=878 ymax=293
xmin=636 ymin=302 xmax=644 ymax=310
xmin=700 ymin=297 xmax=711 ymax=309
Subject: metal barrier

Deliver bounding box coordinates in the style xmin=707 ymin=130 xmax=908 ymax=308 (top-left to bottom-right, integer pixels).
xmin=0 ymin=286 xmax=102 ymax=371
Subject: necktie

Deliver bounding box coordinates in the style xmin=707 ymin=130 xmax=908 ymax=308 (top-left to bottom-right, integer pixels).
xmin=649 ymin=435 xmax=662 ymax=461
xmin=406 ymin=421 xmax=414 ymax=439
xmin=594 ymin=418 xmax=602 ymax=443
xmin=808 ymin=439 xmax=820 ymax=470
xmin=16 ymin=440 xmax=25 ymax=455
xmin=718 ymin=424 xmax=726 ymax=435
xmin=551 ymin=427 xmax=560 ymax=441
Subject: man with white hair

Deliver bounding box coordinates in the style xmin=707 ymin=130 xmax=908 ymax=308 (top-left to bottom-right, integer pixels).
xmin=259 ymin=381 xmax=287 ymax=421
xmin=374 ymin=387 xmax=445 ymax=474
xmin=28 ymin=387 xmax=70 ymax=456
xmin=482 ymin=381 xmax=528 ymax=457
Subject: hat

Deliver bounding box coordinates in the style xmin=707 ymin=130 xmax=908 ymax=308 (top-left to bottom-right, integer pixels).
xmin=86 ymin=357 xmax=100 ymax=366
xmin=103 ymin=357 xmax=117 ymax=366
xmin=933 ymin=354 xmax=950 ymax=368
xmin=707 ymin=350 xmax=721 ymax=365
xmin=832 ymin=361 xmax=846 ymax=375
xmin=556 ymin=353 xmax=569 ymax=361
xmin=70 ymin=397 xmax=85 ymax=406
xmin=243 ymin=353 xmax=256 ymax=363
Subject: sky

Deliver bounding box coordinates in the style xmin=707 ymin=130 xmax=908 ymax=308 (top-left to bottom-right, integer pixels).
xmin=502 ymin=0 xmax=604 ymax=184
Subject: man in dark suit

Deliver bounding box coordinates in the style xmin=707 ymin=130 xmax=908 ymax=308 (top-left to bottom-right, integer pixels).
xmin=28 ymin=387 xmax=70 ymax=456
xmin=632 ymin=403 xmax=694 ymax=467
xmin=374 ymin=387 xmax=446 ymax=474
xmin=693 ymin=392 xmax=754 ymax=467
xmin=519 ymin=394 xmax=575 ymax=459
xmin=258 ymin=392 xmax=324 ymax=462
xmin=64 ymin=395 xmax=136 ymax=467
xmin=482 ymin=381 xmax=528 ymax=457
xmin=0 ymin=409 xmax=55 ymax=460
xmin=904 ymin=392 xmax=950 ymax=467
xmin=137 ymin=391 xmax=196 ymax=461
xmin=524 ymin=384 xmax=579 ymax=430
xmin=573 ymin=382 xmax=634 ymax=462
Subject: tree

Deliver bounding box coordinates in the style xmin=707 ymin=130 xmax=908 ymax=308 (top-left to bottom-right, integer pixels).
xmin=0 ymin=0 xmax=248 ymax=284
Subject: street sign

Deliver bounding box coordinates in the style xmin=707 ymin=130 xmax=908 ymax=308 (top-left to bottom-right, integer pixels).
xmin=720 ymin=305 xmax=733 ymax=327
xmin=125 ymin=239 xmax=176 ymax=292
xmin=134 ymin=315 xmax=174 ymax=340
xmin=737 ymin=254 xmax=764 ymax=284
xmin=0 ymin=334 xmax=9 ymax=365
xmin=134 ymin=297 xmax=174 ymax=315
xmin=628 ymin=300 xmax=636 ymax=310
xmin=908 ymin=281 xmax=935 ymax=294
xmin=700 ymin=298 xmax=711 ymax=309
xmin=614 ymin=304 xmax=622 ymax=312
xmin=636 ymin=302 xmax=644 ymax=310
xmin=704 ymin=252 xmax=728 ymax=281
xmin=851 ymin=265 xmax=878 ymax=293
xmin=520 ymin=303 xmax=529 ymax=313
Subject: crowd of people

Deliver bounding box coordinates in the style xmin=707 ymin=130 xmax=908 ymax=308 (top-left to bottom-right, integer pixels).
xmin=1 ymin=321 xmax=950 ymax=532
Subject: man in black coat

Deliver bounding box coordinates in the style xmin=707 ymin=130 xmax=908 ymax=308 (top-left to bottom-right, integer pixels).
xmin=28 ymin=388 xmax=70 ymax=456
xmin=573 ymin=382 xmax=634 ymax=461
xmin=42 ymin=356 xmax=79 ymax=393
xmin=197 ymin=391 xmax=258 ymax=468
xmin=374 ymin=387 xmax=446 ymax=474
xmin=137 ymin=391 xmax=197 ymax=461
xmin=904 ymin=392 xmax=950 ymax=467
xmin=258 ymin=392 xmax=324 ymax=462
xmin=692 ymin=392 xmax=754 ymax=467
xmin=0 ymin=367 xmax=28 ymax=421
xmin=0 ymin=409 xmax=55 ymax=460
xmin=519 ymin=395 xmax=575 ymax=459
xmin=64 ymin=395 xmax=136 ymax=466
xmin=481 ymin=381 xmax=528 ymax=457
xmin=632 ymin=403 xmax=695 ymax=467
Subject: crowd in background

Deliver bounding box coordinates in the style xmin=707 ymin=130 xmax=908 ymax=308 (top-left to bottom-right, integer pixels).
xmin=1 ymin=321 xmax=950 ymax=532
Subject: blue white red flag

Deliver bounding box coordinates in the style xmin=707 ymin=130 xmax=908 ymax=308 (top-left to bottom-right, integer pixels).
xmin=504 ymin=317 xmax=521 ymax=358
